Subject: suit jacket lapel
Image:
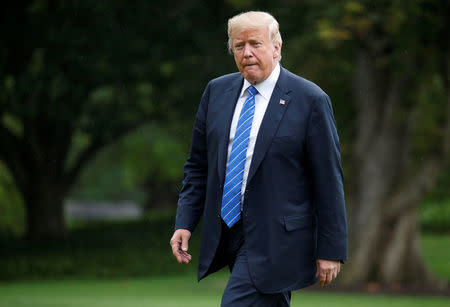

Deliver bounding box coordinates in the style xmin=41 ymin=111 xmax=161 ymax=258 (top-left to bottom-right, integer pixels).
xmin=217 ymin=75 xmax=244 ymax=184
xmin=247 ymin=67 xmax=292 ymax=185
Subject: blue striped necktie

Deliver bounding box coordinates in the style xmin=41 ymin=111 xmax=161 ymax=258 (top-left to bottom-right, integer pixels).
xmin=221 ymin=85 xmax=258 ymax=228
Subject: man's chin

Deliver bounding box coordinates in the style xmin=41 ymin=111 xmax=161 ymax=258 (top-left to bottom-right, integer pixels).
xmin=243 ymin=73 xmax=262 ymax=85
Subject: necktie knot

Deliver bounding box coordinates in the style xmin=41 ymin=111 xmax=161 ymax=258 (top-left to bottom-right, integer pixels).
xmin=247 ymin=85 xmax=258 ymax=96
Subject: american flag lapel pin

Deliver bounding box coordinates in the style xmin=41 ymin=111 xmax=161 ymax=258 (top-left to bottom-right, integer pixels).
xmin=279 ymin=99 xmax=285 ymax=105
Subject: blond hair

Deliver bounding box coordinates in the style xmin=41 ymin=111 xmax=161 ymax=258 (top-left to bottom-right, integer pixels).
xmin=227 ymin=11 xmax=282 ymax=59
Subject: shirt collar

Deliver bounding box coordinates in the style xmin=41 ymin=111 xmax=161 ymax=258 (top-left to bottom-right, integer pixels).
xmin=240 ymin=63 xmax=281 ymax=101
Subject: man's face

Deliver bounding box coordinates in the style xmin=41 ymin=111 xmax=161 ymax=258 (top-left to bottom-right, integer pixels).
xmin=232 ymin=27 xmax=280 ymax=85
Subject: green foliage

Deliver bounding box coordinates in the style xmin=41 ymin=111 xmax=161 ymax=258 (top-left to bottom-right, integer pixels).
xmin=425 ymin=166 xmax=450 ymax=201
xmin=1 ymin=113 xmax=23 ymax=137
xmin=226 ymin=0 xmax=255 ymax=9
xmin=0 ymin=163 xmax=24 ymax=236
xmin=0 ymin=211 xmax=200 ymax=281
xmin=420 ymin=200 xmax=450 ymax=234
xmin=420 ymin=166 xmax=450 ymax=233
xmin=411 ymin=75 xmax=448 ymax=160
xmin=69 ymin=124 xmax=187 ymax=203
xmin=121 ymin=125 xmax=187 ymax=184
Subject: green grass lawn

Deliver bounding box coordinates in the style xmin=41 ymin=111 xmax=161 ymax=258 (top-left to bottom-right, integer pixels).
xmin=0 ymin=274 xmax=449 ymax=307
xmin=421 ymin=233 xmax=450 ymax=280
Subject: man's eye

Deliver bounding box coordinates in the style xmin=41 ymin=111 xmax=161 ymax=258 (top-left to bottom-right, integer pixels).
xmin=235 ymin=45 xmax=244 ymax=50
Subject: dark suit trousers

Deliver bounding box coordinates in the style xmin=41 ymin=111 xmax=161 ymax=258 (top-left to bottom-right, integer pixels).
xmin=219 ymin=220 xmax=291 ymax=307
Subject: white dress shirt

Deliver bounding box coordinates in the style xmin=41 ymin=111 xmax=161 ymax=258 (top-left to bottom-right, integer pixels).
xmin=226 ymin=63 xmax=281 ymax=201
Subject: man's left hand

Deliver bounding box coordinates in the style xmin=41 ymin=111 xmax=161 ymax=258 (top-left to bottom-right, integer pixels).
xmin=316 ymin=259 xmax=340 ymax=286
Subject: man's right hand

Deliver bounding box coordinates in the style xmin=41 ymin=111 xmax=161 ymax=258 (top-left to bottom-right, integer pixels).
xmin=170 ymin=229 xmax=192 ymax=264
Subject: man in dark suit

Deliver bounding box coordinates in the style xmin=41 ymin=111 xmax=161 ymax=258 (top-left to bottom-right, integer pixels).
xmin=170 ymin=11 xmax=347 ymax=306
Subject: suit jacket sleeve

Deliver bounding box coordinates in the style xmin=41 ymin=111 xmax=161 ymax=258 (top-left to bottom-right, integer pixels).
xmin=174 ymin=82 xmax=210 ymax=233
xmin=307 ymin=94 xmax=348 ymax=262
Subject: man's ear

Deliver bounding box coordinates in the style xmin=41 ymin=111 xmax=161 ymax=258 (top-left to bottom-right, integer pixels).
xmin=273 ymin=42 xmax=281 ymax=58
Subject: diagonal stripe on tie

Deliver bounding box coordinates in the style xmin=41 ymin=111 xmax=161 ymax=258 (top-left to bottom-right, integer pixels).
xmin=223 ymin=166 xmax=245 ymax=190
xmin=221 ymin=85 xmax=258 ymax=228
xmin=226 ymin=140 xmax=250 ymax=168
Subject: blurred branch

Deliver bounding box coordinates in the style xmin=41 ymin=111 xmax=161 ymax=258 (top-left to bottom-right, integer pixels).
xmin=65 ymin=120 xmax=151 ymax=187
xmin=0 ymin=123 xmax=27 ymax=190
xmin=386 ymin=158 xmax=441 ymax=221
xmin=0 ymin=124 xmax=19 ymax=165
xmin=444 ymin=39 xmax=450 ymax=158
xmin=65 ymin=137 xmax=103 ymax=187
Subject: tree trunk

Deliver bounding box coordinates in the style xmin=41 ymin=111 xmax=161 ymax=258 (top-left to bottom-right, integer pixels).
xmin=22 ymin=181 xmax=68 ymax=241
xmin=341 ymin=47 xmax=448 ymax=288
xmin=344 ymin=193 xmax=440 ymax=287
xmin=378 ymin=207 xmax=432 ymax=285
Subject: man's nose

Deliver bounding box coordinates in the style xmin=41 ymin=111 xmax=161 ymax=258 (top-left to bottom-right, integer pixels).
xmin=243 ymin=44 xmax=253 ymax=57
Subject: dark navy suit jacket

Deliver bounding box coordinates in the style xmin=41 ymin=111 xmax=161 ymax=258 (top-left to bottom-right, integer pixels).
xmin=175 ymin=66 xmax=348 ymax=293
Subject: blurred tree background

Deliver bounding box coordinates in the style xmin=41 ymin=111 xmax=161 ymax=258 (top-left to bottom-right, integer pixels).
xmin=0 ymin=0 xmax=448 ymax=292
